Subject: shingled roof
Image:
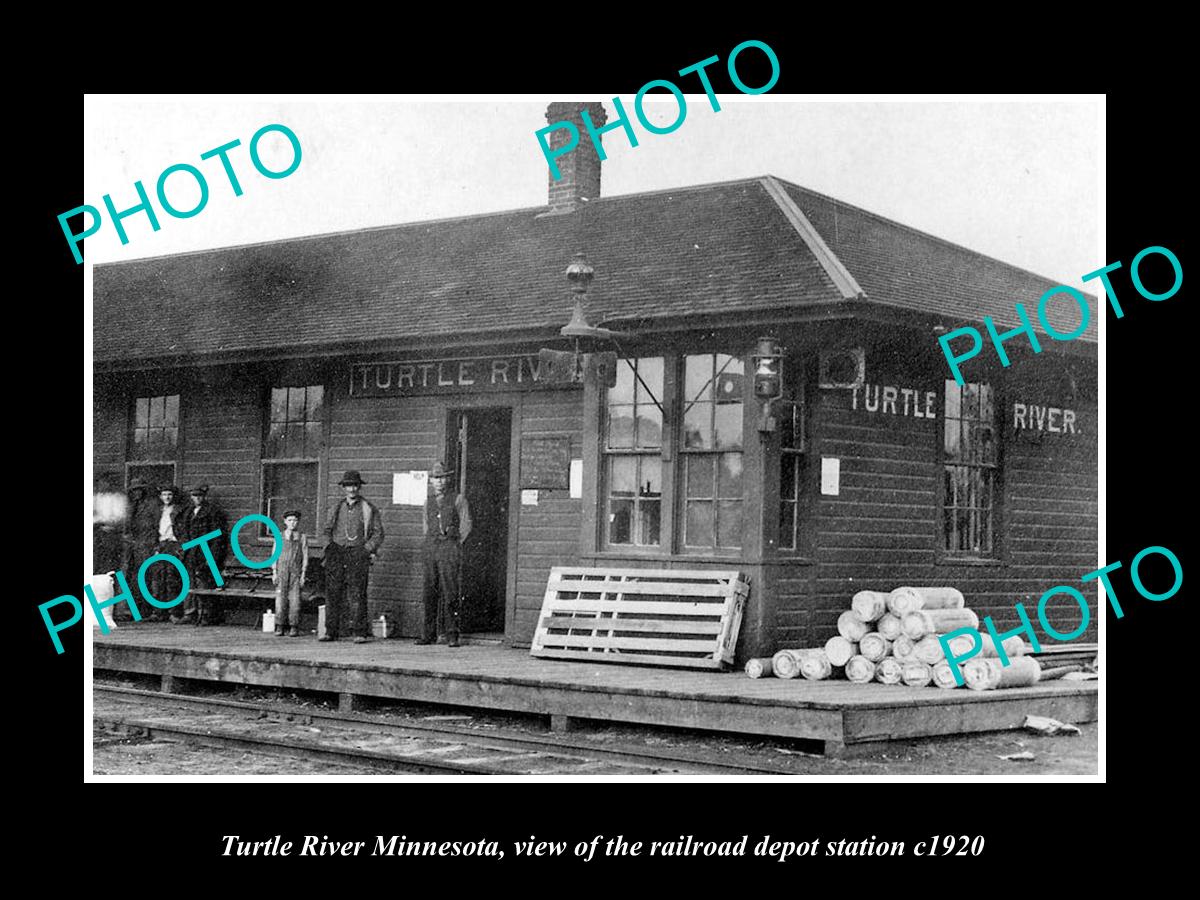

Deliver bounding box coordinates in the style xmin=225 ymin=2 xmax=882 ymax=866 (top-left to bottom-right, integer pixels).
xmin=93 ymin=175 xmax=1095 ymax=367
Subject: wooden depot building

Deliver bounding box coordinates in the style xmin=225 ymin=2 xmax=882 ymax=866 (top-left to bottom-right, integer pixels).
xmin=93 ymin=102 xmax=1098 ymax=663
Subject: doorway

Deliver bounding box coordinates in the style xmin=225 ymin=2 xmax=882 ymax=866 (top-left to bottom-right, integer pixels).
xmin=446 ymin=407 xmax=512 ymax=635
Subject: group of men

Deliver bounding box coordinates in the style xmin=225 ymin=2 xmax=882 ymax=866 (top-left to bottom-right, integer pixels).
xmin=321 ymin=465 xmax=470 ymax=646
xmin=123 ymin=480 xmax=229 ymax=624
xmin=110 ymin=463 xmax=471 ymax=645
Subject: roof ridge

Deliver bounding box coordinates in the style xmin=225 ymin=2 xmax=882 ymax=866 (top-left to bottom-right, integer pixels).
xmin=769 ymin=175 xmax=1095 ymax=297
xmin=758 ymin=176 xmax=863 ymax=300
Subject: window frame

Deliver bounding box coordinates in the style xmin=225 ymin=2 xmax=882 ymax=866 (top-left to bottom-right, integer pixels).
xmin=939 ymin=378 xmax=1004 ymax=562
xmin=679 ymin=352 xmax=746 ymax=554
xmin=776 ymin=354 xmax=812 ymax=556
xmin=125 ymin=392 xmax=182 ymax=490
xmin=259 ymin=384 xmax=327 ymax=542
xmin=601 ymin=357 xmax=665 ymax=550
xmin=598 ymin=351 xmax=748 ymax=557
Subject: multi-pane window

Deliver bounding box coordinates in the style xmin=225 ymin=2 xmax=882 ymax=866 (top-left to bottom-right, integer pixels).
xmin=604 ymin=358 xmax=663 ymax=546
xmin=943 ymin=380 xmax=997 ymax=555
xmin=128 ymin=394 xmax=180 ymax=490
xmin=778 ymin=399 xmax=807 ymax=551
xmin=682 ymin=353 xmax=744 ymax=550
xmin=263 ymin=385 xmax=324 ymax=533
xmin=130 ymin=395 xmax=179 ymax=460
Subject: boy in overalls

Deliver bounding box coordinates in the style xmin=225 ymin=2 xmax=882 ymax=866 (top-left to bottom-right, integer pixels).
xmin=272 ymin=509 xmax=309 ymax=637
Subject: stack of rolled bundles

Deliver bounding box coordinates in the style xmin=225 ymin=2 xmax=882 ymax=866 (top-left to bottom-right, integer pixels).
xmin=749 ymin=586 xmax=1038 ymax=692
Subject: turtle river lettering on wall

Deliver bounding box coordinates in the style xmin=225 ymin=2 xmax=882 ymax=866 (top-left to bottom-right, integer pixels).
xmin=849 ymin=383 xmax=1079 ymax=434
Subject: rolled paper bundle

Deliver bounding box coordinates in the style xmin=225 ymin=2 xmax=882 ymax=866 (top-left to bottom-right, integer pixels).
xmin=931 ymin=660 xmax=964 ymax=689
xmin=901 ymin=608 xmax=980 ymax=641
xmin=845 ymin=655 xmax=876 ymax=684
xmin=800 ymin=650 xmax=833 ymax=681
xmin=837 ymin=609 xmax=869 ymax=642
xmin=962 ymin=658 xmax=997 ymax=691
xmin=901 ymin=661 xmax=933 ymax=688
xmin=892 ymin=634 xmax=916 ymax=662
xmin=966 ymin=656 xmax=1042 ymax=691
xmin=946 ymin=631 xmax=1026 ymax=660
xmin=886 ymin=587 xmax=925 ymax=617
xmin=745 ymin=658 xmax=775 ymax=679
xmin=859 ymin=632 xmax=891 ymax=663
xmin=887 ymin=586 xmax=966 ymax=615
xmin=914 ymin=635 xmax=946 ymax=665
xmin=877 ymin=613 xmax=903 ymax=641
xmin=876 ymin=657 xmax=904 ymax=685
xmin=981 ymin=633 xmax=1026 ymax=659
xmin=772 ymin=649 xmax=803 ymax=679
xmin=851 ymin=590 xmax=889 ymax=623
xmin=824 ymin=636 xmax=858 ymax=667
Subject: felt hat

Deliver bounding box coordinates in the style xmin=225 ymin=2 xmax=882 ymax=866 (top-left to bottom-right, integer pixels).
xmin=430 ymin=461 xmax=451 ymax=478
xmin=188 ymin=483 xmax=209 ymax=495
xmin=282 ymin=508 xmax=302 ymax=519
xmin=338 ymin=470 xmax=365 ymax=486
xmin=159 ymin=483 xmax=179 ymax=495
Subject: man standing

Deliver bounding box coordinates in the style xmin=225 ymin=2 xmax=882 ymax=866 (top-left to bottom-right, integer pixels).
xmin=181 ymin=484 xmax=228 ymax=626
xmin=418 ymin=461 xmax=472 ymax=648
xmin=120 ymin=476 xmax=160 ymax=622
xmin=321 ymin=470 xmax=384 ymax=643
xmin=154 ymin=485 xmax=187 ymax=624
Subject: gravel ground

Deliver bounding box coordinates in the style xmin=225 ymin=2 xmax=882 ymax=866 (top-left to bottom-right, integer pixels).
xmin=92 ymin=676 xmax=1097 ymax=776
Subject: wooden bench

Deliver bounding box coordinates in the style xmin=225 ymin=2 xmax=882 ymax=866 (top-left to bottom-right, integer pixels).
xmin=530 ymin=567 xmax=750 ymax=670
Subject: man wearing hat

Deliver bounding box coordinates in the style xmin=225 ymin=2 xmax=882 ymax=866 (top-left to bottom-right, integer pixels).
xmin=120 ymin=476 xmax=161 ymax=622
xmin=153 ymin=485 xmax=188 ymax=623
xmin=180 ymin=484 xmax=228 ymax=626
xmin=321 ymin=470 xmax=385 ymax=643
xmin=418 ymin=461 xmax=472 ymax=648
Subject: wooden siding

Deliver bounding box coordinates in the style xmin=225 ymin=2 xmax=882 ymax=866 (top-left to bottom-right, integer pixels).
xmin=769 ymin=327 xmax=1098 ymax=654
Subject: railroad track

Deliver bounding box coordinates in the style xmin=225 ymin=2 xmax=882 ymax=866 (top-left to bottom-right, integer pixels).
xmin=93 ymin=684 xmax=799 ymax=776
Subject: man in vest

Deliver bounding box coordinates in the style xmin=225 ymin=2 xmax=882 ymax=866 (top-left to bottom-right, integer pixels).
xmin=417 ymin=461 xmax=472 ymax=648
xmin=321 ymin=470 xmax=385 ymax=643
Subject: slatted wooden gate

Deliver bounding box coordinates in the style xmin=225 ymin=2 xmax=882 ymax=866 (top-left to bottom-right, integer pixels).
xmin=530 ymin=567 xmax=750 ymax=670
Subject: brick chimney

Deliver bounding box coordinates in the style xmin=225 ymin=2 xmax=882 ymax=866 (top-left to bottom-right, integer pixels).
xmin=545 ymin=101 xmax=606 ymax=214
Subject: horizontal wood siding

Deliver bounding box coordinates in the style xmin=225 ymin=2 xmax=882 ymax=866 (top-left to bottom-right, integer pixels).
xmin=93 ymin=382 xmax=125 ymax=476
xmin=177 ymin=375 xmax=262 ymax=531
xmin=329 ymin=391 xmax=441 ymax=632
xmin=512 ymin=392 xmax=584 ymax=646
xmin=771 ymin=329 xmax=1098 ymax=653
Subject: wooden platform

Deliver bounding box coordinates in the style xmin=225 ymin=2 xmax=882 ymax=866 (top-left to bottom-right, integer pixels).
xmin=92 ymin=626 xmax=1098 ymax=757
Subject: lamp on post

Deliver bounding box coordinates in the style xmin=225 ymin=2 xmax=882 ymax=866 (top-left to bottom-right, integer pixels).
xmin=752 ymin=336 xmax=783 ymax=433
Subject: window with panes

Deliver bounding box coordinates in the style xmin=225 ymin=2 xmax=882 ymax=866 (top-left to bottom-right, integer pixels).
xmin=127 ymin=394 xmax=180 ymax=489
xmin=942 ymin=379 xmax=998 ymax=556
xmin=262 ymin=385 xmax=324 ymax=535
xmin=603 ymin=358 xmax=664 ymax=547
xmin=602 ymin=353 xmax=747 ymax=553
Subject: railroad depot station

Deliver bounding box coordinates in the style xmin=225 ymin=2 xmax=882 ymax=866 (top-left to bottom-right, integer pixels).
xmin=92 ymin=103 xmax=1098 ymax=755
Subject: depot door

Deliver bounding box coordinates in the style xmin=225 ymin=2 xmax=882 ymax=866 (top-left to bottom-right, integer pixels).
xmin=447 ymin=408 xmax=511 ymax=634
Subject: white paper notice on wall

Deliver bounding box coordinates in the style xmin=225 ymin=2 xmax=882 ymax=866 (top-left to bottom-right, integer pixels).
xmin=392 ymin=470 xmax=429 ymax=506
xmin=521 ymin=489 xmax=539 ymax=506
xmin=569 ymin=459 xmax=583 ymax=499
xmin=820 ymin=457 xmax=841 ymax=496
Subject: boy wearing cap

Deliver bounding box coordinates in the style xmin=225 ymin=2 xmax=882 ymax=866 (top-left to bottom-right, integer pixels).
xmin=272 ymin=510 xmax=309 ymax=637
xmin=321 ymin=470 xmax=384 ymax=643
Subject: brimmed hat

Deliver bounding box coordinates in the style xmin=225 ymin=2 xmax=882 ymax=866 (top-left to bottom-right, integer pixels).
xmin=188 ymin=483 xmax=209 ymax=495
xmin=281 ymin=508 xmax=302 ymax=519
xmin=158 ymin=483 xmax=179 ymax=495
xmin=430 ymin=462 xmax=451 ymax=478
xmin=338 ymin=470 xmax=365 ymax=486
